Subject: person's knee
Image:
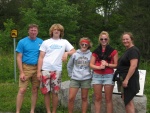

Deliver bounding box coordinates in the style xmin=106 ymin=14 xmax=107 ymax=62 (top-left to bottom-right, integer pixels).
xmin=94 ymin=94 xmax=102 ymax=102
xmin=82 ymin=96 xmax=88 ymax=102
xmin=68 ymin=96 xmax=75 ymax=103
xmin=18 ymin=88 xmax=27 ymax=95
xmin=126 ymin=101 xmax=135 ymax=113
xmin=126 ymin=101 xmax=134 ymax=108
xmin=32 ymin=87 xmax=38 ymax=93
xmin=105 ymin=97 xmax=112 ymax=103
xmin=52 ymin=92 xmax=58 ymax=99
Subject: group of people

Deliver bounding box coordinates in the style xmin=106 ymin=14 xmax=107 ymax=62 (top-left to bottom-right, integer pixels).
xmin=15 ymin=23 xmax=140 ymax=113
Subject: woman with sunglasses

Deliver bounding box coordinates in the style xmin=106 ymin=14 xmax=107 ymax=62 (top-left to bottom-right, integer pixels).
xmin=90 ymin=31 xmax=118 ymax=113
xmin=67 ymin=37 xmax=93 ymax=113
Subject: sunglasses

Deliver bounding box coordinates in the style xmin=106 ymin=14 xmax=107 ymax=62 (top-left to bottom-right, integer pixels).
xmin=100 ymin=38 xmax=108 ymax=41
xmin=81 ymin=43 xmax=89 ymax=47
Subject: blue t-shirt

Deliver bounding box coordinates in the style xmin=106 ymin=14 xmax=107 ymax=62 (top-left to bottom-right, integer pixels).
xmin=16 ymin=37 xmax=43 ymax=65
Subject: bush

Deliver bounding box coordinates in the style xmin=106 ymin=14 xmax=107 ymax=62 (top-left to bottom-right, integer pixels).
xmin=0 ymin=51 xmax=18 ymax=83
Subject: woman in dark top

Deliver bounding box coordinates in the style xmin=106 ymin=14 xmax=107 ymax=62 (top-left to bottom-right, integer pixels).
xmin=113 ymin=32 xmax=140 ymax=113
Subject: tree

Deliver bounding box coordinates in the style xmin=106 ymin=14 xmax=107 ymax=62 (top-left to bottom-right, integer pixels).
xmin=0 ymin=19 xmax=16 ymax=51
xmin=118 ymin=0 xmax=150 ymax=59
xmin=68 ymin=0 xmax=104 ymax=42
xmin=17 ymin=8 xmax=40 ymax=39
xmin=30 ymin=0 xmax=80 ymax=43
xmin=0 ymin=0 xmax=34 ymax=29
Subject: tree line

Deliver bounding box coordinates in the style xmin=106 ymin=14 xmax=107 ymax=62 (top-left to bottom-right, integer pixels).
xmin=0 ymin=0 xmax=150 ymax=59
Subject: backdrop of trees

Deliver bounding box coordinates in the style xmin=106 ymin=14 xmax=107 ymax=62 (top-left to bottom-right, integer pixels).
xmin=0 ymin=0 xmax=150 ymax=59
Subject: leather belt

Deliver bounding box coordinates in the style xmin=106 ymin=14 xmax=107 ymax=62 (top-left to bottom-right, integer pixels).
xmin=23 ymin=63 xmax=37 ymax=66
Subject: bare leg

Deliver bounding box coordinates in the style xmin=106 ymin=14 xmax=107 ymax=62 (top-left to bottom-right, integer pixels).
xmin=52 ymin=93 xmax=58 ymax=113
xmin=104 ymin=85 xmax=114 ymax=113
xmin=68 ymin=87 xmax=79 ymax=113
xmin=81 ymin=88 xmax=89 ymax=113
xmin=30 ymin=87 xmax=38 ymax=113
xmin=16 ymin=88 xmax=27 ymax=113
xmin=121 ymin=94 xmax=135 ymax=113
xmin=126 ymin=99 xmax=135 ymax=113
xmin=93 ymin=84 xmax=103 ymax=113
xmin=44 ymin=92 xmax=51 ymax=113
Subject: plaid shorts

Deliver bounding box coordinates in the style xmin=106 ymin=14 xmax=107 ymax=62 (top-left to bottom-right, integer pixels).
xmin=40 ymin=70 xmax=62 ymax=94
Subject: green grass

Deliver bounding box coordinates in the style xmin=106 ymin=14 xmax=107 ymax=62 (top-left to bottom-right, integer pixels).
xmin=0 ymin=82 xmax=68 ymax=113
xmin=140 ymin=59 xmax=150 ymax=113
xmin=0 ymin=53 xmax=150 ymax=113
xmin=144 ymin=74 xmax=150 ymax=113
xmin=0 ymin=71 xmax=150 ymax=113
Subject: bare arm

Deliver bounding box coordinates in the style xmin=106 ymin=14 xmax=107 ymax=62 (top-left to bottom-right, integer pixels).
xmin=102 ymin=52 xmax=118 ymax=68
xmin=37 ymin=51 xmax=46 ymax=80
xmin=17 ymin=53 xmax=26 ymax=81
xmin=122 ymin=59 xmax=138 ymax=87
xmin=67 ymin=48 xmax=76 ymax=55
xmin=62 ymin=48 xmax=76 ymax=62
xmin=90 ymin=56 xmax=105 ymax=70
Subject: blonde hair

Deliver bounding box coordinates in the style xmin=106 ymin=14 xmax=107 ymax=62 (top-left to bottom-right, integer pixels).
xmin=79 ymin=37 xmax=93 ymax=49
xmin=49 ymin=24 xmax=64 ymax=38
xmin=99 ymin=31 xmax=110 ymax=44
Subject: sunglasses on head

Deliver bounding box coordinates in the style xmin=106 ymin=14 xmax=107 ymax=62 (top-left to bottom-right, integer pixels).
xmin=81 ymin=43 xmax=89 ymax=47
xmin=100 ymin=38 xmax=108 ymax=41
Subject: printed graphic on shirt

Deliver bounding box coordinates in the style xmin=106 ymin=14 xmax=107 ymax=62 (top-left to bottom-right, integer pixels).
xmin=50 ymin=44 xmax=62 ymax=49
xmin=74 ymin=56 xmax=89 ymax=69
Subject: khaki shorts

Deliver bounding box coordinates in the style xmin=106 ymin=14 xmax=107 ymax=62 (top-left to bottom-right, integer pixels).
xmin=40 ymin=71 xmax=62 ymax=94
xmin=19 ymin=63 xmax=39 ymax=88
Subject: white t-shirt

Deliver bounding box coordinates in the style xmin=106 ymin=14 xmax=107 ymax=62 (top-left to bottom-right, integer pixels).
xmin=40 ymin=38 xmax=74 ymax=71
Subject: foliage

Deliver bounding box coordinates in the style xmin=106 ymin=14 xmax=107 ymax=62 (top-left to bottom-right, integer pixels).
xmin=17 ymin=8 xmax=40 ymax=38
xmin=0 ymin=50 xmax=17 ymax=83
xmin=117 ymin=0 xmax=150 ymax=59
xmin=1 ymin=0 xmax=150 ymax=59
xmin=139 ymin=59 xmax=150 ymax=113
xmin=69 ymin=0 xmax=104 ymax=39
xmin=0 ymin=0 xmax=150 ymax=112
xmin=30 ymin=0 xmax=80 ymax=41
xmin=0 ymin=19 xmax=17 ymax=52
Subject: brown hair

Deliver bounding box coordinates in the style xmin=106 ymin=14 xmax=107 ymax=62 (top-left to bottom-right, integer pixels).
xmin=121 ymin=32 xmax=134 ymax=41
xmin=49 ymin=24 xmax=64 ymax=38
xmin=28 ymin=24 xmax=39 ymax=29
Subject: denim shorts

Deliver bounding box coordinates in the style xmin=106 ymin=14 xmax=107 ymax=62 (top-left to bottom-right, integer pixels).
xmin=91 ymin=73 xmax=114 ymax=85
xmin=70 ymin=79 xmax=91 ymax=88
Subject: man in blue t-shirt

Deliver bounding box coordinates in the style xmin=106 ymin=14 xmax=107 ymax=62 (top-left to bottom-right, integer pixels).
xmin=16 ymin=24 xmax=43 ymax=113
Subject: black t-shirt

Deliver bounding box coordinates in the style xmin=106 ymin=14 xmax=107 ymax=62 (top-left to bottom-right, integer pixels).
xmin=118 ymin=46 xmax=140 ymax=73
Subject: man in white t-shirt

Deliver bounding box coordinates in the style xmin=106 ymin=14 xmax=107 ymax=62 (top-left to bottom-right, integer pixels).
xmin=37 ymin=23 xmax=75 ymax=113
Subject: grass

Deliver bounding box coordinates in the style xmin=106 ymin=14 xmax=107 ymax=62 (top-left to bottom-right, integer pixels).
xmin=0 ymin=82 xmax=68 ymax=113
xmin=144 ymin=71 xmax=150 ymax=113
xmin=0 ymin=61 xmax=92 ymax=113
xmin=0 ymin=70 xmax=150 ymax=113
xmin=0 ymin=53 xmax=150 ymax=113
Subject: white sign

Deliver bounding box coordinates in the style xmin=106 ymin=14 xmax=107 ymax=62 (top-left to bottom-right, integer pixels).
xmin=112 ymin=69 xmax=146 ymax=96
